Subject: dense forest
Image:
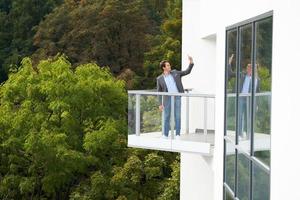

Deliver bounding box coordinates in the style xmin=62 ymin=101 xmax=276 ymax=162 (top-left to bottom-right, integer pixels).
xmin=0 ymin=0 xmax=182 ymax=199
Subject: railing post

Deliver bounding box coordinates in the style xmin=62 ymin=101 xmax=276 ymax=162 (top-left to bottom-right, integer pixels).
xmin=204 ymin=97 xmax=208 ymax=135
xmin=135 ymin=94 xmax=140 ymax=136
xmin=185 ymin=92 xmax=190 ymax=135
xmin=161 ymin=96 xmax=164 ymax=136
xmin=170 ymin=96 xmax=175 ymax=139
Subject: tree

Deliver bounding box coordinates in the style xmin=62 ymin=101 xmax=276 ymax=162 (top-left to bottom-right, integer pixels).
xmin=0 ymin=56 xmax=127 ymax=199
xmin=141 ymin=0 xmax=182 ymax=89
xmin=0 ymin=1 xmax=183 ymax=198
xmin=142 ymin=0 xmax=167 ymax=33
xmin=0 ymin=0 xmax=63 ymax=83
xmin=0 ymin=56 xmax=179 ymax=199
xmin=33 ymin=0 xmax=151 ymax=74
xmin=158 ymin=156 xmax=180 ymax=200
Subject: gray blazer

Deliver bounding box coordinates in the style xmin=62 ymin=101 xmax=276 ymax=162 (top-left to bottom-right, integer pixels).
xmin=157 ymin=63 xmax=194 ymax=104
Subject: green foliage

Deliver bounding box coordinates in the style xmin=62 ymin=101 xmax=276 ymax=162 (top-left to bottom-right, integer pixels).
xmin=143 ymin=0 xmax=167 ymax=28
xmin=254 ymin=95 xmax=271 ymax=134
xmin=69 ymin=149 xmax=178 ymax=200
xmin=110 ymin=152 xmax=167 ymax=200
xmin=141 ymin=0 xmax=182 ymax=89
xmin=0 ymin=1 xmax=182 ymax=199
xmin=158 ymin=156 xmax=180 ymax=200
xmin=237 ymin=155 xmax=250 ymax=200
xmin=0 ymin=0 xmax=63 ymax=83
xmin=33 ymin=0 xmax=151 ymax=75
xmin=0 ymin=56 xmax=179 ymax=199
xmin=0 ymin=56 xmax=126 ymax=199
xmin=141 ymin=96 xmax=162 ymax=132
xmin=255 ymin=66 xmax=271 ymax=134
xmin=258 ymin=66 xmax=271 ymax=91
xmin=256 ymin=17 xmax=273 ymax=69
xmin=226 ymin=105 xmax=236 ymax=131
xmin=225 ymin=154 xmax=235 ymax=190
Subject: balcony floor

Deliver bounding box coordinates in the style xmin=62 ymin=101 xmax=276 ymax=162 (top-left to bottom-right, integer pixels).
xmin=128 ymin=131 xmax=215 ymax=155
xmin=128 ymin=130 xmax=270 ymax=155
xmin=226 ymin=131 xmax=270 ymax=154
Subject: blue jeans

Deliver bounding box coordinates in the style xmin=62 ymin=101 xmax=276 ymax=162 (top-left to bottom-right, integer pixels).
xmin=163 ymin=96 xmax=181 ymax=136
xmin=238 ymin=96 xmax=250 ymax=137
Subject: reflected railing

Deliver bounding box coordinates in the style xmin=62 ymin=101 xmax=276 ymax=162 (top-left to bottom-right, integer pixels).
xmin=226 ymin=92 xmax=271 ymax=154
xmin=128 ymin=90 xmax=215 ymax=153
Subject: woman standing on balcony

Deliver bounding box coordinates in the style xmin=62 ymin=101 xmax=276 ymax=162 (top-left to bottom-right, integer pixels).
xmin=157 ymin=55 xmax=194 ymax=139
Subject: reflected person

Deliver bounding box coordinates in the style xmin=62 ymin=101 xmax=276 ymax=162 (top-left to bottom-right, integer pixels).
xmin=239 ymin=64 xmax=260 ymax=139
xmin=228 ymin=55 xmax=260 ymax=139
xmin=157 ymin=56 xmax=194 ymax=139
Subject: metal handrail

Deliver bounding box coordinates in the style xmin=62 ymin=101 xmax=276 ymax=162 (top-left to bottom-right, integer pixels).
xmin=227 ymin=92 xmax=271 ymax=97
xmin=128 ymin=90 xmax=215 ymax=98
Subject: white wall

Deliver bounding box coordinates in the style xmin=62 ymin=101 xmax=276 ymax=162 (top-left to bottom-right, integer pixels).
xmin=182 ymin=0 xmax=300 ymax=199
xmin=181 ymin=0 xmax=216 ymax=137
xmin=271 ymin=1 xmax=300 ymax=199
xmin=182 ymin=0 xmax=216 ymax=95
xmin=182 ymin=1 xmax=222 ymax=199
xmin=182 ymin=1 xmax=218 ymax=199
xmin=180 ymin=153 xmax=214 ymax=200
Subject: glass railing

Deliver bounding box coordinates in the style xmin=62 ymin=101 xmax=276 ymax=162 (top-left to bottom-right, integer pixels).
xmin=128 ymin=90 xmax=215 ymax=154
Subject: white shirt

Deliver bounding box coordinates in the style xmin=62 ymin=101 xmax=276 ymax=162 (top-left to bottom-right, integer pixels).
xmin=163 ymin=73 xmax=179 ymax=93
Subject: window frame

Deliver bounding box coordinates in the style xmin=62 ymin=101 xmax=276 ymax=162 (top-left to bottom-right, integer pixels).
xmin=223 ymin=11 xmax=273 ymax=200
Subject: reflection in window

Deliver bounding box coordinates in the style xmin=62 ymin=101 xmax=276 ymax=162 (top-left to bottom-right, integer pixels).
xmin=238 ymin=24 xmax=253 ymax=148
xmin=237 ymin=153 xmax=250 ymax=200
xmin=224 ymin=13 xmax=272 ymax=200
xmin=225 ymin=141 xmax=235 ymax=190
xmin=226 ymin=29 xmax=237 ymax=141
xmin=253 ymin=162 xmax=270 ymax=200
xmin=254 ymin=17 xmax=272 ymax=166
xmin=225 ymin=189 xmax=235 ymax=200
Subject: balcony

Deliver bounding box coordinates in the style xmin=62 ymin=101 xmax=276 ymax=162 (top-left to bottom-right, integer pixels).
xmin=128 ymin=90 xmax=215 ymax=155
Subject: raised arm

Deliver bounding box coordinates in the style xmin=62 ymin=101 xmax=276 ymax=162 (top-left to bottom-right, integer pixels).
xmin=177 ymin=55 xmax=194 ymax=76
xmin=228 ymin=54 xmax=235 ymax=78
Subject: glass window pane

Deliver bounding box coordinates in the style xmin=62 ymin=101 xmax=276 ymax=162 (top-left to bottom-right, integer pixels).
xmin=226 ymin=29 xmax=237 ymax=141
xmin=254 ymin=17 xmax=272 ymax=166
xmin=238 ymin=24 xmax=252 ymax=149
xmin=224 ymin=14 xmax=272 ymax=200
xmin=237 ymin=152 xmax=250 ymax=200
xmin=253 ymin=162 xmax=270 ymax=200
xmin=225 ymin=141 xmax=235 ymax=191
xmin=225 ymin=188 xmax=235 ymax=200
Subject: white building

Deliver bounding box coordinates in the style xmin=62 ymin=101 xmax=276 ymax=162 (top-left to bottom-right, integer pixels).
xmin=128 ymin=0 xmax=300 ymax=199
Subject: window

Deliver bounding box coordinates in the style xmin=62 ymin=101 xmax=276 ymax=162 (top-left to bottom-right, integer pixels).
xmin=224 ymin=12 xmax=272 ymax=200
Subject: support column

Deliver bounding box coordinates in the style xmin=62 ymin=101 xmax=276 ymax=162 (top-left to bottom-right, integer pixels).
xmin=180 ymin=153 xmax=214 ymax=200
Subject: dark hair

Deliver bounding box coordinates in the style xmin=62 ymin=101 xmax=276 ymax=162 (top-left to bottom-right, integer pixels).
xmin=160 ymin=60 xmax=169 ymax=70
